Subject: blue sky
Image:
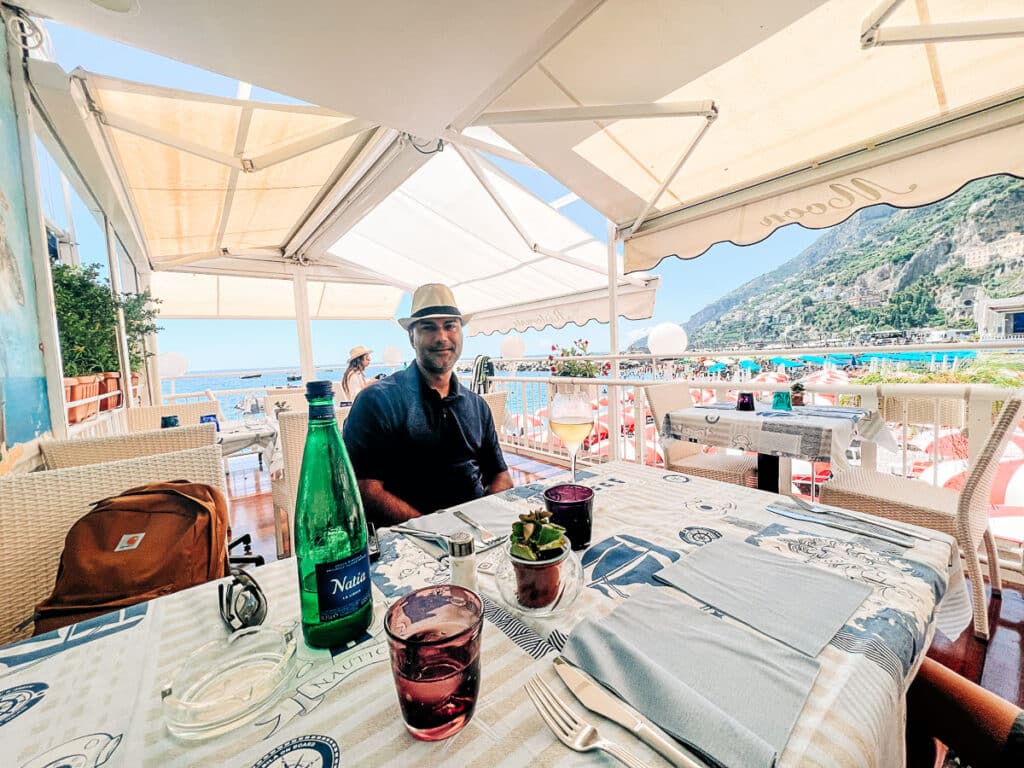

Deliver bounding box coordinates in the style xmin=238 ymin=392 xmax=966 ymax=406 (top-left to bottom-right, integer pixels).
xmin=37 ymin=21 xmax=821 ymax=371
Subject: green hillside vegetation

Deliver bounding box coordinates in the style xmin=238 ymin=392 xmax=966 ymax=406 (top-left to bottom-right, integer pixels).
xmin=684 ymin=175 xmax=1024 ymax=348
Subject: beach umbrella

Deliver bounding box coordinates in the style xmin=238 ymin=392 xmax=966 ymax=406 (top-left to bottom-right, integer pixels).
xmin=909 ymin=428 xmax=968 ymax=460
xmin=770 ymin=357 xmax=804 ymax=368
xmin=750 ymin=371 xmax=790 ymax=384
xmin=690 ymin=388 xmax=716 ymax=405
xmin=798 ymin=367 xmax=849 ymax=405
xmin=739 ymin=359 xmax=760 ymax=372
xmin=707 ymin=362 xmax=727 ymax=373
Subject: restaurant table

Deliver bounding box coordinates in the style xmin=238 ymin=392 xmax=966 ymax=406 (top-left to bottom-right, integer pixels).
xmin=662 ymin=403 xmax=897 ymax=493
xmin=217 ymin=418 xmax=277 ymax=469
xmin=1 ymin=462 xmax=968 ymax=767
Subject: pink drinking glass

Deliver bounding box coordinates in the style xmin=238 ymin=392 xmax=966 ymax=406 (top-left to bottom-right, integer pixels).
xmin=384 ymin=585 xmax=483 ymax=741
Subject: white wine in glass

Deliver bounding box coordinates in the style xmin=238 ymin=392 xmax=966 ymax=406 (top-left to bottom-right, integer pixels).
xmin=549 ymin=392 xmax=593 ymax=483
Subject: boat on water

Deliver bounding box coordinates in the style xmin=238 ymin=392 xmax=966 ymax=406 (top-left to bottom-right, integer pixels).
xmin=240 ymin=373 xmax=261 ymax=379
xmin=286 ymin=374 xmax=301 ymax=381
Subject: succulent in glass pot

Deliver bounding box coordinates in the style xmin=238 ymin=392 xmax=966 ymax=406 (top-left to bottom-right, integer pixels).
xmin=508 ymin=509 xmax=568 ymax=608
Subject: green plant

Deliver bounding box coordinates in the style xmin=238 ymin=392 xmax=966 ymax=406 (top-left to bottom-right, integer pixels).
xmin=509 ymin=508 xmax=566 ymax=561
xmin=547 ymin=339 xmax=610 ymax=378
xmin=51 ymin=263 xmax=161 ymax=376
xmin=791 ymin=382 xmax=805 ymax=393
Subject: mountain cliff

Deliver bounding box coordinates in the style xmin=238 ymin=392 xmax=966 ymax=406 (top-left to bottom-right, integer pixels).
xmin=631 ymin=175 xmax=1024 ymax=351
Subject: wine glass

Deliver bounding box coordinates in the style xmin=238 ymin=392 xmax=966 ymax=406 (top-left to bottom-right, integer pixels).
xmin=549 ymin=391 xmax=594 ymax=483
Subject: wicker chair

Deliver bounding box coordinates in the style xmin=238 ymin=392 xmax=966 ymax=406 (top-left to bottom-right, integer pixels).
xmin=0 ymin=445 xmax=227 ymax=646
xmin=480 ymin=391 xmax=508 ymax=434
xmin=262 ymin=387 xmax=310 ymax=416
xmin=820 ymin=396 xmax=1024 ymax=640
xmin=40 ymin=423 xmax=217 ymax=469
xmin=271 ymin=407 xmax=352 ymax=557
xmin=124 ymin=400 xmax=225 ymax=433
xmin=644 ymin=383 xmax=758 ymax=488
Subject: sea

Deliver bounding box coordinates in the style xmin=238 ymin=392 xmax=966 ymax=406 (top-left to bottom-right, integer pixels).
xmin=162 ymin=365 xmax=573 ymax=422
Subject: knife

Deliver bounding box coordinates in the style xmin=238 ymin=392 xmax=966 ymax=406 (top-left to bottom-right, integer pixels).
xmin=765 ymin=505 xmax=914 ymax=547
xmin=553 ymin=657 xmax=711 ymax=768
xmin=786 ymin=496 xmax=930 ymax=541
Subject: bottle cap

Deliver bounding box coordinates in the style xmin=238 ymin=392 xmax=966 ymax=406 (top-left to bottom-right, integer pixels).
xmin=305 ymin=380 xmax=334 ymax=399
xmin=449 ymin=531 xmax=475 ymax=558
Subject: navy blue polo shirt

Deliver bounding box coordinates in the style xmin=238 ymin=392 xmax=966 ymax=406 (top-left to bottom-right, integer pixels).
xmin=343 ymin=364 xmax=507 ymax=516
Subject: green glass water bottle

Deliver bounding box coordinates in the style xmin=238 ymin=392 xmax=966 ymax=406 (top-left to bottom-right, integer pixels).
xmin=294 ymin=380 xmax=373 ymax=648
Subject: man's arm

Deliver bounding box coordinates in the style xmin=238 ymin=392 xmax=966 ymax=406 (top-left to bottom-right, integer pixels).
xmin=357 ymin=479 xmax=422 ymax=526
xmin=486 ymin=470 xmax=513 ymax=495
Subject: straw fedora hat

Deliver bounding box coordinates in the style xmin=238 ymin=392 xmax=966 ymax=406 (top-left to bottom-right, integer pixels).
xmin=397 ymin=283 xmax=468 ymax=330
xmin=347 ymin=345 xmax=373 ymax=363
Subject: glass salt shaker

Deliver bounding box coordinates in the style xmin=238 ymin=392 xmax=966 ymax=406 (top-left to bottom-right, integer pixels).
xmin=449 ymin=531 xmax=478 ymax=593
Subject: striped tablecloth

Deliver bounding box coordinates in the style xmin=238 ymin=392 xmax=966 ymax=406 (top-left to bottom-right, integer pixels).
xmin=1 ymin=461 xmax=968 ymax=767
xmin=663 ymin=403 xmax=895 ymax=470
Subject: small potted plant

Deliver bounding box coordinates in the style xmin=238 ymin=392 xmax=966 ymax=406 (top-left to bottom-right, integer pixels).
xmin=790 ymin=381 xmax=806 ymax=407
xmin=508 ymin=509 xmax=568 ymax=608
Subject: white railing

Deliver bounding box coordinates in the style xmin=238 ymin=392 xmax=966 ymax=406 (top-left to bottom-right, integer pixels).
xmin=486 ymin=375 xmax=1016 ymax=475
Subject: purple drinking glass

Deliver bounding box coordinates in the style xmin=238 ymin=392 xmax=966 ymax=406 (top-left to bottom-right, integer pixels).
xmin=736 ymin=392 xmax=755 ymax=411
xmin=384 ymin=585 xmax=483 ymax=741
xmin=543 ymin=483 xmax=594 ymax=551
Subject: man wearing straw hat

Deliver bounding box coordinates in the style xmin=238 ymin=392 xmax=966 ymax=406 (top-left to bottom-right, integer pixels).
xmin=341 ymin=345 xmax=373 ymax=402
xmin=343 ymin=284 xmax=512 ymax=524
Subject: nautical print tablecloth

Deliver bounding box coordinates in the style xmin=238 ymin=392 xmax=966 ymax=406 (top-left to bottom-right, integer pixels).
xmin=0 ymin=546 xmax=589 ymax=768
xmin=663 ymin=403 xmax=896 ymax=470
xmin=491 ymin=461 xmax=971 ymax=768
xmin=0 ymin=461 xmax=968 ymax=767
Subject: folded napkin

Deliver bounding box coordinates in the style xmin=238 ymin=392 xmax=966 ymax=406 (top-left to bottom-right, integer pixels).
xmin=562 ymin=586 xmax=820 ymax=768
xmin=654 ymin=538 xmax=871 ymax=656
xmin=399 ymin=495 xmax=523 ymax=557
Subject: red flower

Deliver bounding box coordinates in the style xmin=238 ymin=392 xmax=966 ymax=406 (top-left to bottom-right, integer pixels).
xmin=551 ymin=345 xmax=557 ymax=351
xmin=550 ymin=366 xmax=557 ymax=373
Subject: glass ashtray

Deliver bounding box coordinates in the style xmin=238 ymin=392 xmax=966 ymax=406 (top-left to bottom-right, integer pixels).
xmin=162 ymin=624 xmax=297 ymax=740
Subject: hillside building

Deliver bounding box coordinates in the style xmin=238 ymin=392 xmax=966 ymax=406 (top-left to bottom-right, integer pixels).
xmin=961 ymin=232 xmax=1024 ymax=269
xmin=977 ymin=292 xmax=1024 ymax=338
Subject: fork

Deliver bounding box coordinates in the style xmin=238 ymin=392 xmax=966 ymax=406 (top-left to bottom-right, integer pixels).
xmin=453 ymin=510 xmax=499 ymax=543
xmin=525 ymin=675 xmax=651 ymax=768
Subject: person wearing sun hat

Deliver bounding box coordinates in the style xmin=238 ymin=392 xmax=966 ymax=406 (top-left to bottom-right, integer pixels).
xmin=341 ymin=345 xmax=373 ymax=402
xmin=343 ymin=283 xmax=512 ymax=525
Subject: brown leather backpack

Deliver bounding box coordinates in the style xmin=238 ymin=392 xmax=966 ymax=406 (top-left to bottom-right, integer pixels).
xmin=34 ymin=480 xmax=230 ymax=635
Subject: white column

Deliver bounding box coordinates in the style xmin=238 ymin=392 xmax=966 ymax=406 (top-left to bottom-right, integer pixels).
xmin=138 ymin=271 xmax=160 ymax=405
xmin=105 ymin=216 xmax=135 ymax=408
xmin=60 ymin=174 xmax=79 ymax=266
xmin=606 ymin=219 xmax=621 ymax=461
xmin=6 ymin=23 xmax=67 ymax=438
xmin=293 ymin=272 xmax=316 ymax=381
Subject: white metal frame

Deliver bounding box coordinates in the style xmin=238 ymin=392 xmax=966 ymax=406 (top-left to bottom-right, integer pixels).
xmin=5 ymin=10 xmax=67 ymax=439
xmin=861 ymin=0 xmax=1024 ymax=48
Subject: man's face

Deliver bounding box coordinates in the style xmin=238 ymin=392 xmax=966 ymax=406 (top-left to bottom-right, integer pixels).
xmin=410 ymin=318 xmax=463 ymax=375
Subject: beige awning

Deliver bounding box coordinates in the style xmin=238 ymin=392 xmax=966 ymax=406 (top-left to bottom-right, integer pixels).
xmin=150 ymin=272 xmax=404 ymax=321
xmin=326 ymin=135 xmax=658 ymax=334
xmin=471 ymin=0 xmax=1024 ymax=270
xmin=32 ymin=66 xmax=657 ymax=333
xmin=80 ymin=71 xmax=378 ymax=267
xmin=469 ymin=279 xmax=660 ymax=336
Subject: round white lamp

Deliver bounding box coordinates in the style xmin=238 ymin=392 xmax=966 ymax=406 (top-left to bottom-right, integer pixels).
xmin=499 ymin=335 xmax=525 ymax=360
xmin=382 ymin=346 xmax=403 ymax=367
xmin=647 ymin=323 xmax=689 ymax=357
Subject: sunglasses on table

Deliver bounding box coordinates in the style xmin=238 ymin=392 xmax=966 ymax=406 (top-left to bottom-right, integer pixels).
xmin=219 ymin=566 xmax=268 ymax=631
